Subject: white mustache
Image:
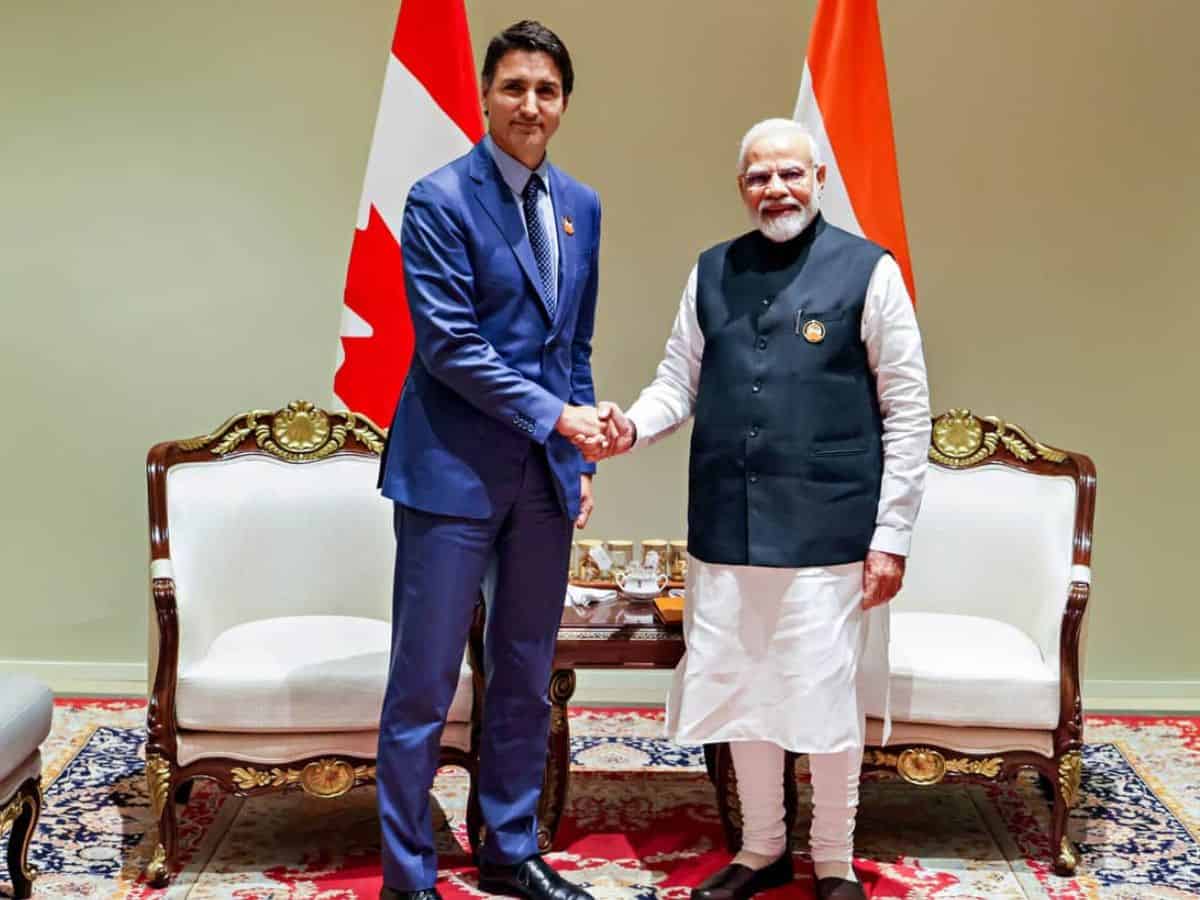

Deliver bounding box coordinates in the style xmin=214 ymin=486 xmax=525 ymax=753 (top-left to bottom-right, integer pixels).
xmin=758 ymin=196 xmax=804 ymax=215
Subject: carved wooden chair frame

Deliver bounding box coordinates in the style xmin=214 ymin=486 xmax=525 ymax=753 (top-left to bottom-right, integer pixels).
xmin=143 ymin=401 xmax=486 ymax=886
xmin=1 ymin=777 xmax=41 ymax=899
xmin=711 ymin=409 xmax=1097 ymax=877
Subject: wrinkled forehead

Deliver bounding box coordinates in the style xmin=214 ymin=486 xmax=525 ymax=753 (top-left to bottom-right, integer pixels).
xmin=742 ymin=133 xmax=815 ymax=172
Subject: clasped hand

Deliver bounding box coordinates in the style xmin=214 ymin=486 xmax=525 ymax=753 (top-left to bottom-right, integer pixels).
xmin=555 ymin=402 xmax=635 ymax=461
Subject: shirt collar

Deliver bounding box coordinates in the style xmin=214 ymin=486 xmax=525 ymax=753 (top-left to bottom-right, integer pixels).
xmin=483 ymin=134 xmax=551 ymax=197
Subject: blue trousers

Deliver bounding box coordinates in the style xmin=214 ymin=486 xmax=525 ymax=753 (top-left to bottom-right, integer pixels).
xmin=377 ymin=448 xmax=572 ymax=890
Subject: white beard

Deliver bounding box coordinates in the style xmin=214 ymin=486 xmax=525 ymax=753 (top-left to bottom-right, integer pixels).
xmin=753 ymin=192 xmax=821 ymax=243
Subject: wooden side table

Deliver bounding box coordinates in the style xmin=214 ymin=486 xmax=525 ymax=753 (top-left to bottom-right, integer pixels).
xmin=534 ymin=597 xmax=685 ymax=850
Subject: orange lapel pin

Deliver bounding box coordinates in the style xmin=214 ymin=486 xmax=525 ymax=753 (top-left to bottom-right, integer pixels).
xmin=563 ymin=216 xmax=575 ymax=236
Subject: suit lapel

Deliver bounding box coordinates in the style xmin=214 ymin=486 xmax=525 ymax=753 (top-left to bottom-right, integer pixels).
xmin=469 ymin=144 xmax=553 ymax=319
xmin=548 ymin=167 xmax=575 ymax=331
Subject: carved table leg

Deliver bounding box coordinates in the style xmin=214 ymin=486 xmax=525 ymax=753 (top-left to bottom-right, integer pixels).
xmin=536 ymin=669 xmax=576 ymax=852
xmin=1053 ymin=750 xmax=1083 ymax=876
xmin=145 ymin=753 xmax=177 ymax=887
xmin=4 ymin=778 xmax=41 ymax=900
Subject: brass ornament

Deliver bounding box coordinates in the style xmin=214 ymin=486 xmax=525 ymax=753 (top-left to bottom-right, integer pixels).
xmin=897 ymin=748 xmax=947 ymax=785
xmin=802 ymin=320 xmax=826 ymax=343
xmin=865 ymin=748 xmax=1004 ymax=783
xmin=145 ymin=753 xmax=172 ymax=818
xmin=272 ymin=402 xmax=331 ymax=452
xmin=177 ymin=401 xmax=386 ymax=463
xmin=563 ymin=216 xmax=575 ymax=236
xmin=929 ymin=409 xmax=1069 ymax=469
xmin=0 ymin=793 xmax=22 ymax=835
xmin=932 ymin=409 xmax=983 ymax=459
xmin=230 ymin=759 xmax=376 ymax=797
xmin=1057 ymin=835 xmax=1078 ymax=873
xmin=146 ymin=843 xmax=170 ymax=886
xmin=1059 ymin=751 xmax=1083 ymax=808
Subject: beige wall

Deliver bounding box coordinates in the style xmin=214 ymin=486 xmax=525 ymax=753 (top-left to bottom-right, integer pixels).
xmin=2 ymin=1 xmax=1197 ymax=699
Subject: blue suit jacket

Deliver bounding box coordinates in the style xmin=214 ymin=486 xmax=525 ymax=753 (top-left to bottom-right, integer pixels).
xmin=379 ymin=140 xmax=601 ymax=521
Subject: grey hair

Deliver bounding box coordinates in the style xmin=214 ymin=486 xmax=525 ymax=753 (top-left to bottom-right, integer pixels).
xmin=737 ymin=118 xmax=822 ymax=174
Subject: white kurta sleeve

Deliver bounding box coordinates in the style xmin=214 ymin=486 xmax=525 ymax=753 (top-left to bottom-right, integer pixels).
xmin=861 ymin=255 xmax=932 ymax=557
xmin=625 ymin=265 xmax=705 ymax=450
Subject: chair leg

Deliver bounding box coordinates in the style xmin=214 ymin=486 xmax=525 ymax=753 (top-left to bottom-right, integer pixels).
xmin=144 ymin=753 xmax=178 ymax=887
xmin=1051 ymin=751 xmax=1082 ymax=876
xmin=466 ymin=761 xmax=483 ymax=862
xmin=4 ymin=778 xmax=41 ymax=900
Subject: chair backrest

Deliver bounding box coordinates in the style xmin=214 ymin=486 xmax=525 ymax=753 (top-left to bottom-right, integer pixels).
xmin=893 ymin=410 xmax=1096 ymax=665
xmin=147 ymin=402 xmax=393 ymax=670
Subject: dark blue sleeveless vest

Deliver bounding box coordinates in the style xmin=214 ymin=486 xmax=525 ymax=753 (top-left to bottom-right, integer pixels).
xmin=688 ymin=214 xmax=888 ymax=568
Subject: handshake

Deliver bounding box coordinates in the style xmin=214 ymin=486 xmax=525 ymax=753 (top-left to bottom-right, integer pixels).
xmin=555 ymin=401 xmax=636 ymax=462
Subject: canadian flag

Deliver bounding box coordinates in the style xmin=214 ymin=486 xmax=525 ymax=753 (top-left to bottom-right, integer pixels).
xmin=794 ymin=0 xmax=916 ymax=301
xmin=333 ymin=0 xmax=485 ymax=425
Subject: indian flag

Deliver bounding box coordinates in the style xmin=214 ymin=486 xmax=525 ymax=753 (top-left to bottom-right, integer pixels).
xmin=794 ymin=0 xmax=916 ymax=302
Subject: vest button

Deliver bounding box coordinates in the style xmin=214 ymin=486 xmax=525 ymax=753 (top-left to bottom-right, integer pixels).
xmin=749 ymin=426 xmax=760 ymax=438
xmin=757 ymin=338 xmax=767 ymax=350
xmin=761 ymin=298 xmax=770 ymax=306
xmin=751 ymin=380 xmax=762 ymax=393
xmin=748 ymin=472 xmax=759 ymax=483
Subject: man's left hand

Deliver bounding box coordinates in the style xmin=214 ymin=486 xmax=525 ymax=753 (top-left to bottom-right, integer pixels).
xmin=576 ymin=474 xmax=594 ymax=529
xmin=862 ymin=549 xmax=906 ymax=610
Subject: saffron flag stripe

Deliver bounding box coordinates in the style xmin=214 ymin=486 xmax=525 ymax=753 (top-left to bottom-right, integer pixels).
xmin=793 ymin=0 xmax=916 ymax=302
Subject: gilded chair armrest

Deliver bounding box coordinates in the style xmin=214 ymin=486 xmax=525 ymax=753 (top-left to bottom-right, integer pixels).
xmin=148 ymin=558 xmax=181 ymax=758
xmin=1054 ymin=580 xmax=1091 ymax=750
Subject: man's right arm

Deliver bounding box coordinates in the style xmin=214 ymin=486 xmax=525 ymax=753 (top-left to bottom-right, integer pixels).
xmin=402 ymin=180 xmax=592 ymax=444
xmin=622 ymin=265 xmax=705 ymax=450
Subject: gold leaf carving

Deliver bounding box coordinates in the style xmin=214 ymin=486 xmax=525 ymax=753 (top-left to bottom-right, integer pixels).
xmin=231 ymin=759 xmax=376 ymax=797
xmin=145 ymin=753 xmax=172 ymax=818
xmin=865 ymin=748 xmax=1004 ymax=783
xmin=146 ymin=843 xmax=170 ymax=886
xmin=1057 ymin=836 xmax=1078 ymax=873
xmin=175 ymin=402 xmax=387 ymax=463
xmin=1059 ymin=751 xmax=1083 ymax=808
xmin=929 ymin=410 xmax=1070 ymax=469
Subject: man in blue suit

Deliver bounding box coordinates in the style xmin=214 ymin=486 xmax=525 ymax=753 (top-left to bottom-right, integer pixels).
xmin=376 ymin=20 xmax=602 ymax=900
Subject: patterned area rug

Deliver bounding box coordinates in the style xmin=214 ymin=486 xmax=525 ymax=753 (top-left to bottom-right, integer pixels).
xmin=6 ymin=701 xmax=1199 ymax=898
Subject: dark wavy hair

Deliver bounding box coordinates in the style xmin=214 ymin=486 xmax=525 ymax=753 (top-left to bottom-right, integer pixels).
xmin=481 ymin=20 xmax=574 ymax=98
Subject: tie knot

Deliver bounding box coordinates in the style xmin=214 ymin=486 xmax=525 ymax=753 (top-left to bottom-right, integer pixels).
xmin=523 ymin=173 xmax=543 ymax=200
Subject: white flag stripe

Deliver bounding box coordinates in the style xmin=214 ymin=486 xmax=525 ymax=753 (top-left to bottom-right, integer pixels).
xmin=355 ymin=56 xmax=474 ymax=233
xmin=792 ymin=62 xmax=864 ymax=239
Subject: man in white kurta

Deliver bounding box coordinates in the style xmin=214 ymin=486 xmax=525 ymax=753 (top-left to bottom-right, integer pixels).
xmin=589 ymin=120 xmax=929 ymax=900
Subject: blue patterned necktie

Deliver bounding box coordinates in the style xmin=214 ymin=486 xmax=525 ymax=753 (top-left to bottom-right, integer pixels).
xmin=522 ymin=173 xmax=556 ymax=319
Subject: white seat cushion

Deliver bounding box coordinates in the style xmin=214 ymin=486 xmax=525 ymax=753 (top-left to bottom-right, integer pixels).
xmin=0 ymin=675 xmax=53 ymax=783
xmin=889 ymin=611 xmax=1060 ymax=729
xmin=176 ymin=615 xmax=473 ymax=733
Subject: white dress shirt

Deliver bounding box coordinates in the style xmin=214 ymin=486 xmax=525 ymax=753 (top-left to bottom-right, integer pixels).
xmin=484 ymin=135 xmax=559 ymax=299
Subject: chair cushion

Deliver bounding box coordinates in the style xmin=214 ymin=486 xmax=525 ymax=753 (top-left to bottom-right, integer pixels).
xmin=176 ymin=615 xmax=473 ymax=733
xmin=888 ymin=611 xmax=1060 ymax=729
xmin=0 ymin=675 xmax=53 ymax=782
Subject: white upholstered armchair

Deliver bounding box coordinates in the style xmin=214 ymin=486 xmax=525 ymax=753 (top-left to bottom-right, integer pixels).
xmin=714 ymin=410 xmax=1096 ymax=876
xmin=143 ymin=401 xmax=483 ymax=886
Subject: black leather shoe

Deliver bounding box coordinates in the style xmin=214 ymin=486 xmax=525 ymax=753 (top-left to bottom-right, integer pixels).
xmin=815 ymin=877 xmax=866 ymax=900
xmin=380 ymin=889 xmax=442 ymax=900
xmin=691 ymin=852 xmax=794 ymax=900
xmin=478 ymin=855 xmax=594 ymax=900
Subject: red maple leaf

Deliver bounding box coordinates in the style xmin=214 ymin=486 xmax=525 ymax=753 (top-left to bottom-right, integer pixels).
xmin=334 ymin=204 xmax=413 ymax=428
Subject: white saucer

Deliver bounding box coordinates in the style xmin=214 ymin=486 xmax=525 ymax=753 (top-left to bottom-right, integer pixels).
xmin=619 ymin=586 xmax=662 ymax=602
